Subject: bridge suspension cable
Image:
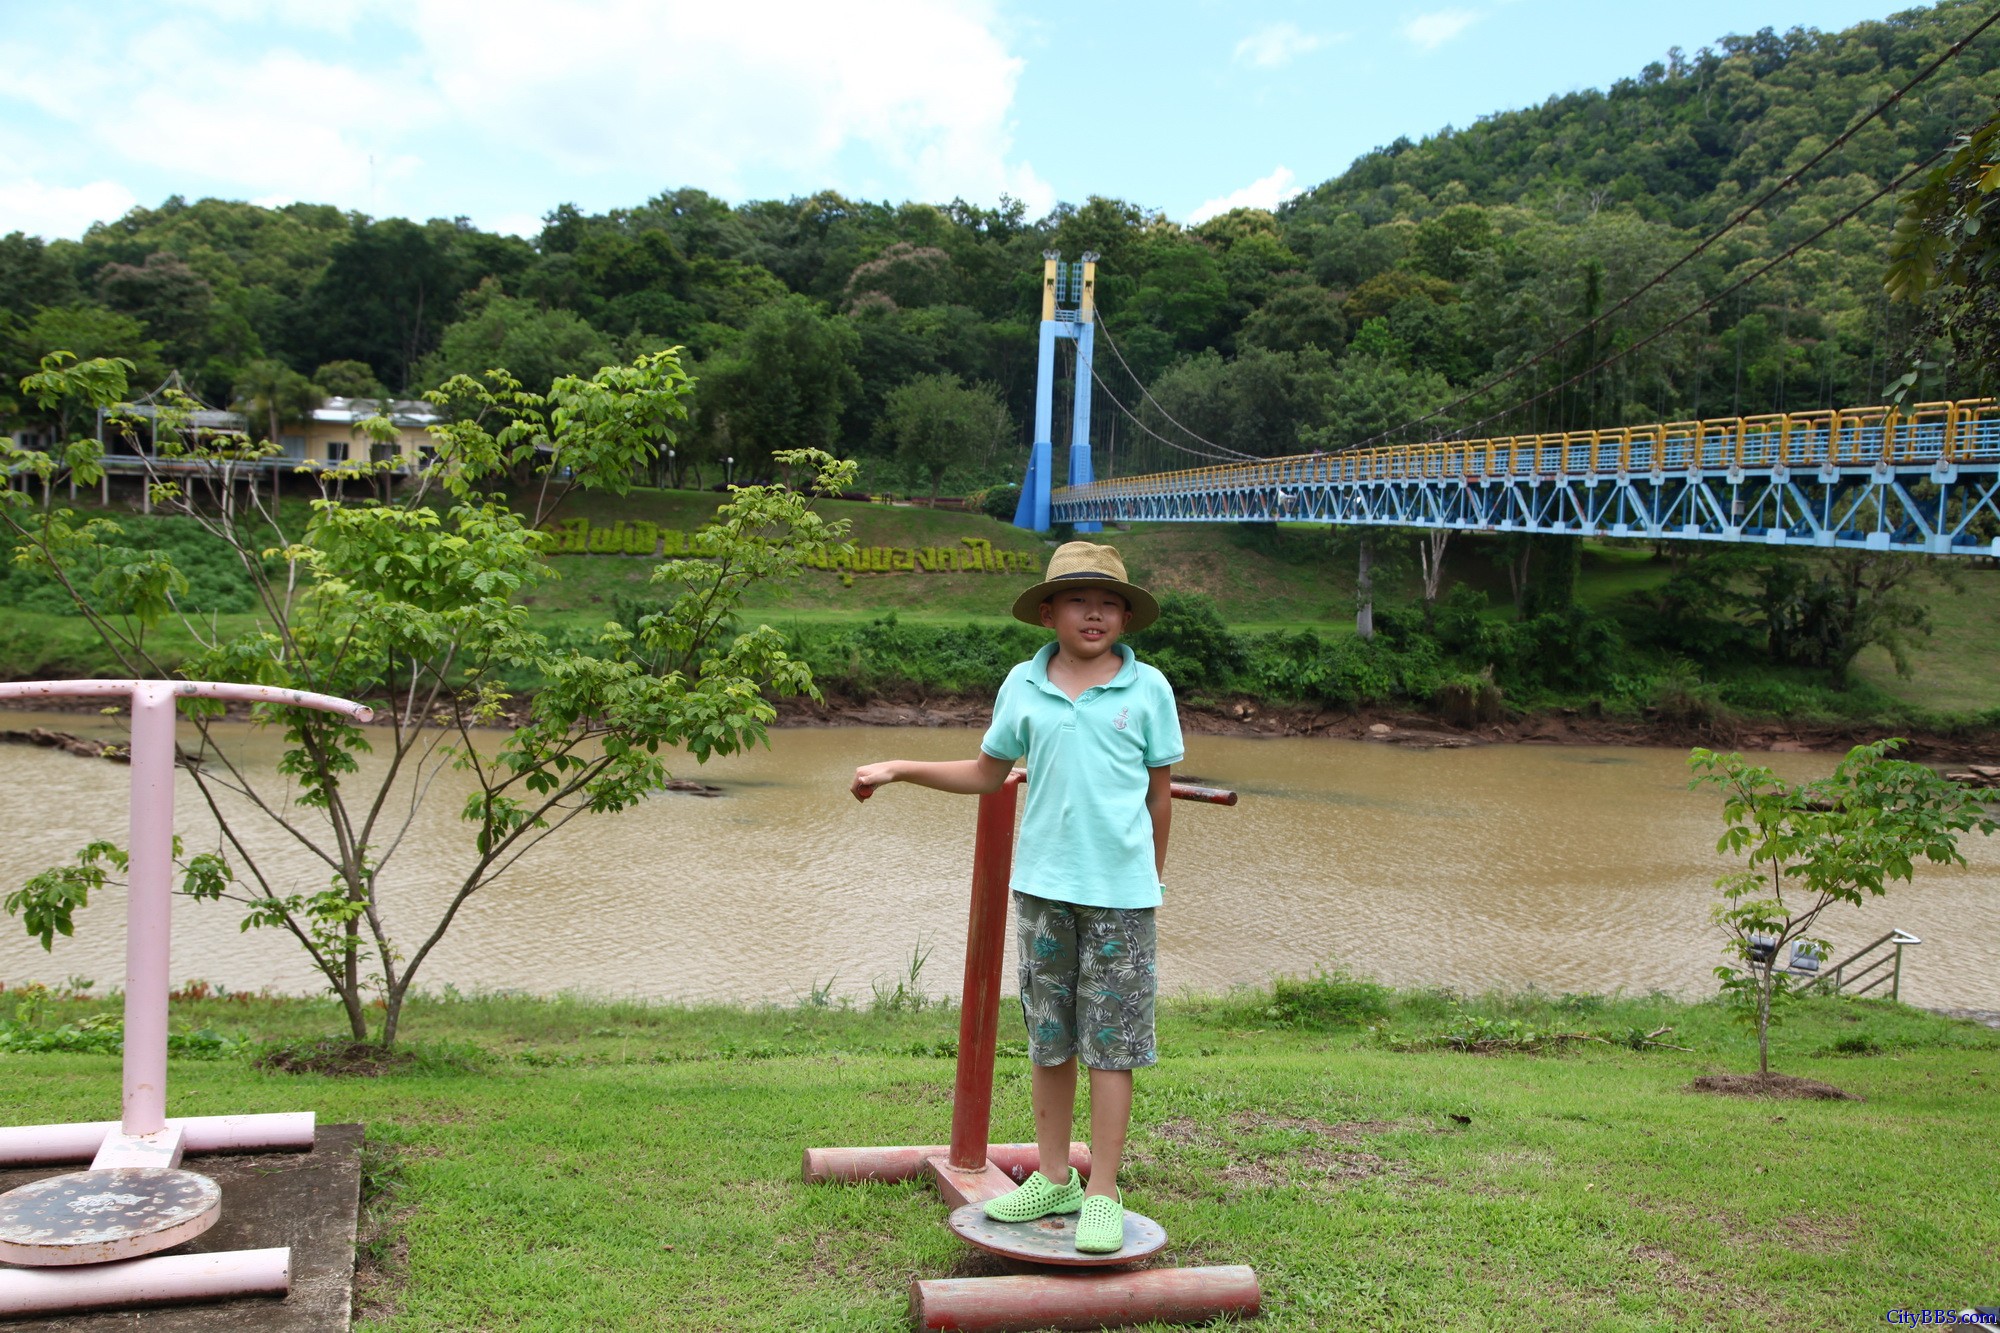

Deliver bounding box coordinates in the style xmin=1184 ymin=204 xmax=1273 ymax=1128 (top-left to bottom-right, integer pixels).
xmin=1353 ymin=3 xmax=2000 ymax=450
xmin=1069 ymin=339 xmax=1256 ymax=464
xmin=1089 ymin=310 xmax=1258 ymax=460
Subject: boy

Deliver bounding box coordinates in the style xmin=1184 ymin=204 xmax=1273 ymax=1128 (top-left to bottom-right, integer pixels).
xmin=850 ymin=541 xmax=1182 ymax=1254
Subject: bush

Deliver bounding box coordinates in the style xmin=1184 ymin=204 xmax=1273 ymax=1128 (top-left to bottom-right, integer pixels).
xmin=1127 ymin=591 xmax=1248 ymax=691
xmin=1265 ymin=970 xmax=1392 ymax=1029
xmin=787 ymin=615 xmax=1045 ymax=697
xmin=977 ymin=484 xmax=1021 ymax=522
xmin=1435 ymin=671 xmax=1505 ymax=726
xmin=1251 ymin=628 xmax=1444 ymax=709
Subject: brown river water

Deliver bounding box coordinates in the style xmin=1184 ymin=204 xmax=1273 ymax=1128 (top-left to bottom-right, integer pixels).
xmin=0 ymin=712 xmax=1995 ymax=1011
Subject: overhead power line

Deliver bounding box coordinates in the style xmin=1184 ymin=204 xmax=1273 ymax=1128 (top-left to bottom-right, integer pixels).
xmin=1353 ymin=4 xmax=2000 ymax=450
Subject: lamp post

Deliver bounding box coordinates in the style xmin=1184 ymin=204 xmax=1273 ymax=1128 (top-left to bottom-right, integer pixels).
xmin=725 ymin=455 xmax=734 ymax=488
xmin=666 ymin=447 xmax=676 ymax=491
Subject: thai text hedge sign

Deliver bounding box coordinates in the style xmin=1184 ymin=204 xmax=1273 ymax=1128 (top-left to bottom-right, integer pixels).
xmin=541 ymin=517 xmax=1038 ymax=574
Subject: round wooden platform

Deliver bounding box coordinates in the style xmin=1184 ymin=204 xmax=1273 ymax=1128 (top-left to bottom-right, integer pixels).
xmin=947 ymin=1201 xmax=1167 ymax=1268
xmin=0 ymin=1167 xmax=221 ymax=1266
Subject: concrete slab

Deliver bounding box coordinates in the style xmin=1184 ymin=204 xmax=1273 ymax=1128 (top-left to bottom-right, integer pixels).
xmin=0 ymin=1123 xmax=363 ymax=1331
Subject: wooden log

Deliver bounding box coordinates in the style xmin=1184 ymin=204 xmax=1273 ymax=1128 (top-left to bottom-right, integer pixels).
xmin=910 ymin=1265 xmax=1261 ymax=1332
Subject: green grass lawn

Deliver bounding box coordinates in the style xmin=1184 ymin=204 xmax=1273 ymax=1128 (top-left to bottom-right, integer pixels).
xmin=1851 ymin=562 xmax=2000 ymax=714
xmin=0 ymin=985 xmax=1992 ymax=1329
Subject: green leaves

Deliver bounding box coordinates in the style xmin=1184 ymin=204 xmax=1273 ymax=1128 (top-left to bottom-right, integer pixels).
xmin=5 ymin=841 xmax=124 ymax=950
xmin=1689 ymin=741 xmax=1996 ymax=1070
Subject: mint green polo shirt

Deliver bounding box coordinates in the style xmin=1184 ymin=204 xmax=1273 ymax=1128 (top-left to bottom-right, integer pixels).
xmin=979 ymin=642 xmax=1184 ymax=910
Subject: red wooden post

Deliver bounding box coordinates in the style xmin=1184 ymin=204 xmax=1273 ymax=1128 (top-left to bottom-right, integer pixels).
xmin=948 ymin=774 xmax=1022 ymax=1171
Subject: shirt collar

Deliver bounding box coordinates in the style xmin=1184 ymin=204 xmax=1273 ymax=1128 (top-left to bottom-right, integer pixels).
xmin=1028 ymin=641 xmax=1138 ymax=695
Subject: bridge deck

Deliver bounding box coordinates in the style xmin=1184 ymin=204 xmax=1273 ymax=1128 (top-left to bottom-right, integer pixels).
xmin=1049 ymin=400 xmax=2000 ymax=556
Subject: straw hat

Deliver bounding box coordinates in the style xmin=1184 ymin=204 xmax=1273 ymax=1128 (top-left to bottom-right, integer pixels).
xmin=1010 ymin=541 xmax=1160 ymax=631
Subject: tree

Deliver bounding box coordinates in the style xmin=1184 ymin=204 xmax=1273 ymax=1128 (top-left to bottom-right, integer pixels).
xmin=697 ymin=295 xmax=860 ymax=478
xmin=1689 ymin=741 xmax=1994 ymax=1076
xmin=301 ymin=217 xmax=476 ymax=392
xmin=1300 ymin=350 xmax=1457 ymax=450
xmin=882 ymin=373 xmax=1011 ymax=497
xmin=3 ymin=348 xmax=855 ymax=1047
xmin=313 ymin=360 xmax=388 ymax=399
xmin=1238 ymin=284 xmax=1348 ymax=354
xmin=1887 ymin=104 xmax=2000 ymax=395
xmin=418 ymin=280 xmax=620 ymax=397
xmin=1742 ymin=552 xmax=1935 ymax=684
xmin=231 ymin=358 xmax=321 ymax=445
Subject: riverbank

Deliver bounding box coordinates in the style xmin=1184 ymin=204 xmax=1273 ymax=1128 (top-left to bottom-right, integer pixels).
xmin=0 ymin=983 xmax=1992 ymax=1329
xmin=15 ymin=687 xmax=1999 ymax=764
xmin=773 ymin=690 xmax=2000 ymax=764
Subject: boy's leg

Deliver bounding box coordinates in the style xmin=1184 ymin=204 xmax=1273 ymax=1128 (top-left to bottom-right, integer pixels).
xmin=980 ymin=891 xmax=1085 ymax=1222
xmin=1073 ymin=904 xmax=1157 ymax=1201
xmin=1084 ymin=1068 xmax=1131 ymax=1198
xmin=1031 ymin=1058 xmax=1078 ymax=1183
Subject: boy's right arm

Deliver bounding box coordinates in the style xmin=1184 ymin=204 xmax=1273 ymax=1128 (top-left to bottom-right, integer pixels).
xmin=851 ymin=753 xmax=1014 ymax=801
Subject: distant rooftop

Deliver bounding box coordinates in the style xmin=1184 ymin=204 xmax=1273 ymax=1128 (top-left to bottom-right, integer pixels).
xmin=314 ymin=397 xmax=442 ymax=427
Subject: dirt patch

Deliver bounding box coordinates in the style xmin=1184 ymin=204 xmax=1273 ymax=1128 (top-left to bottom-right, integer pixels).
xmin=1688 ymin=1072 xmax=1861 ymax=1101
xmin=1149 ymin=1113 xmax=1398 ymax=1192
xmin=254 ymin=1038 xmax=420 ymax=1077
xmin=1226 ymin=1112 xmax=1394 ymax=1140
xmin=1768 ymin=1211 xmax=1859 ymax=1253
xmin=869 ymin=1080 xmax=951 ymax=1107
xmin=1626 ymin=1243 xmax=1732 ymax=1299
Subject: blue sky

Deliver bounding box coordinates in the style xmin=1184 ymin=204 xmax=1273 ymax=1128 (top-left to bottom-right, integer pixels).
xmin=0 ymin=0 xmax=1915 ymax=241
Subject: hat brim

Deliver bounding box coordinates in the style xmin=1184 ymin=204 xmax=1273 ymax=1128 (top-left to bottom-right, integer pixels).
xmin=1012 ymin=577 xmax=1160 ymax=632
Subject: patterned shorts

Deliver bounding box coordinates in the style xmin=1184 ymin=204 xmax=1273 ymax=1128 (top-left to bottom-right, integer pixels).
xmin=1014 ymin=891 xmax=1158 ymax=1071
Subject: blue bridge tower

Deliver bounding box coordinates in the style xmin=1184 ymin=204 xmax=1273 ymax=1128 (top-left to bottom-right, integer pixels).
xmin=1012 ymin=251 xmax=1099 ymax=533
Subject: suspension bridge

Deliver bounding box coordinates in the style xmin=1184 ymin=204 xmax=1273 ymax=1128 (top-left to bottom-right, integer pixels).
xmin=1043 ymin=400 xmax=2000 ymax=558
xmin=1011 ymin=256 xmax=2000 ymax=558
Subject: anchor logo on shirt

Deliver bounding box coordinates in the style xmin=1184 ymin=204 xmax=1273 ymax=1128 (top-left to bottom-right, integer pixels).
xmin=1113 ymin=707 xmax=1129 ymax=731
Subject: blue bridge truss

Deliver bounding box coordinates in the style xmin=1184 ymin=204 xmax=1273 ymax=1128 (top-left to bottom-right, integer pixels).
xmin=1048 ymin=401 xmax=2000 ymax=558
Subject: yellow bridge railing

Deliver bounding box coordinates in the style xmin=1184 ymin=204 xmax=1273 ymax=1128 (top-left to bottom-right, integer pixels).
xmin=1055 ymin=399 xmax=2000 ymax=502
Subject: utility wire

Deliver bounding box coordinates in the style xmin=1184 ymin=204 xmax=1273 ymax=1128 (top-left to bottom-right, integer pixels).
xmin=1089 ymin=310 xmax=1260 ymax=459
xmin=1351 ymin=4 xmax=2000 ymax=450
xmin=1430 ymin=143 xmax=1955 ymax=446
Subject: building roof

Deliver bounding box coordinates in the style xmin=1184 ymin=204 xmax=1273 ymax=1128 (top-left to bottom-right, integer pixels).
xmin=312 ymin=397 xmax=442 ymax=428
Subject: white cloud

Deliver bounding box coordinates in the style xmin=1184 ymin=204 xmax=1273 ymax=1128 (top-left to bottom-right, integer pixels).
xmin=1403 ymin=8 xmax=1481 ymax=51
xmin=1188 ymin=165 xmax=1302 ymax=225
xmin=402 ymin=0 xmax=1051 ymax=212
xmin=0 ymin=0 xmax=1050 ymax=228
xmin=0 ymin=179 xmax=139 ymax=239
xmin=1232 ymin=22 xmax=1334 ymax=69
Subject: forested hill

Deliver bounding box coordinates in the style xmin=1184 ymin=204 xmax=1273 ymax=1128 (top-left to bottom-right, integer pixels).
xmin=2 ymin=0 xmax=1996 ymax=494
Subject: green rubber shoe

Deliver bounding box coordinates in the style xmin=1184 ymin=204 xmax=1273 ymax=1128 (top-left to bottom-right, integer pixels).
xmin=982 ymin=1168 xmax=1084 ymax=1222
xmin=1074 ymin=1190 xmax=1125 ymax=1253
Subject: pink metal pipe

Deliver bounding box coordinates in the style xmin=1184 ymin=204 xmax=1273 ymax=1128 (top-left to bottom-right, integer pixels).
xmin=0 ymin=1113 xmax=317 ymax=1167
xmin=0 ymin=1247 xmax=290 ymax=1316
xmin=123 ymin=683 xmax=176 ymax=1134
xmin=0 ymin=679 xmax=371 ymax=1140
xmin=0 ymin=678 xmax=375 ymax=720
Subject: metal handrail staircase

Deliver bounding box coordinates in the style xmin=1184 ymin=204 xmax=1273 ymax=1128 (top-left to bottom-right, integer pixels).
xmin=1783 ymin=929 xmax=1923 ymax=1001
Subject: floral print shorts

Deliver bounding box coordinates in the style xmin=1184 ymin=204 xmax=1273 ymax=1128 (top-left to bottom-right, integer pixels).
xmin=1013 ymin=891 xmax=1158 ymax=1070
